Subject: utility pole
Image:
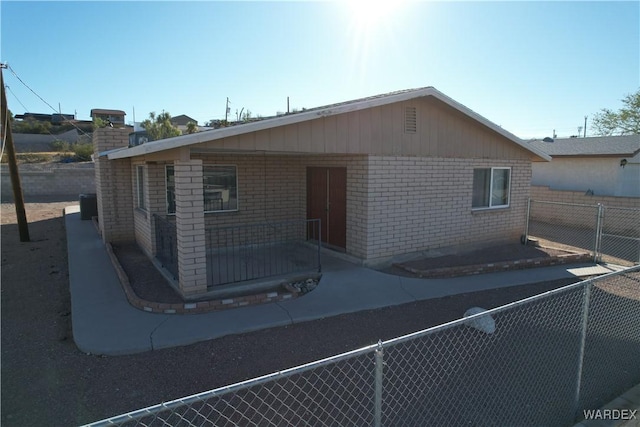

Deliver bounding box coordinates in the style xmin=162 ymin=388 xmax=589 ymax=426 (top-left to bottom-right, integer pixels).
xmin=584 ymin=116 xmax=587 ymax=138
xmin=1 ymin=65 xmax=30 ymax=242
xmin=225 ymin=97 xmax=230 ymax=123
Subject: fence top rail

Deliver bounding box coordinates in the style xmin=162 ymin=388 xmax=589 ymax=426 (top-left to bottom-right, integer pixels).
xmin=206 ymin=217 xmax=321 ymax=232
xmin=382 ymin=264 xmax=639 ymax=349
xmin=82 ymin=264 xmax=640 ymax=427
xmin=530 ymin=199 xmax=602 ymax=209
xmin=603 ymin=206 xmax=640 ymax=212
xmin=83 ymin=340 xmax=379 ymax=426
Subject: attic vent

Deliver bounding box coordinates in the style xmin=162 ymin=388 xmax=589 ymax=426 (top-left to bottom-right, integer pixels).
xmin=404 ymin=107 xmax=417 ymax=133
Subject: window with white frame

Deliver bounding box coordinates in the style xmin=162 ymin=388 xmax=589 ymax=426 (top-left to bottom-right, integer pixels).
xmin=472 ymin=167 xmax=511 ymax=209
xmin=136 ymin=165 xmax=145 ymax=210
xmin=165 ymin=165 xmax=238 ymax=214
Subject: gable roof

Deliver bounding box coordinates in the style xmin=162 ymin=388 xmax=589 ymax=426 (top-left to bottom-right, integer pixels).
xmin=171 ymin=114 xmax=198 ymax=126
xmin=106 ymin=87 xmax=551 ymax=161
xmin=527 ymin=135 xmax=640 ymax=157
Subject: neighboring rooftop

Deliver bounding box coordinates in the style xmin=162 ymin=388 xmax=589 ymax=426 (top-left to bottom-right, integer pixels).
xmin=528 ymin=134 xmax=640 ymax=157
xmin=91 ymin=109 xmax=126 ymax=116
xmin=171 ymin=115 xmax=198 ymax=126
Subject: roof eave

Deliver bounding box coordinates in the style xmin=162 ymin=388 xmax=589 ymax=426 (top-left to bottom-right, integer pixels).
xmin=107 ymin=87 xmax=551 ymax=162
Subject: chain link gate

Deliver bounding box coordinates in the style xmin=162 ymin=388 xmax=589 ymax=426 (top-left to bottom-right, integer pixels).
xmin=525 ymin=199 xmax=640 ymax=265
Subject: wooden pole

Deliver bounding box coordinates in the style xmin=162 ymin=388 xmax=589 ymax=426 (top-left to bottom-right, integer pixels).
xmin=1 ymin=66 xmax=30 ymax=242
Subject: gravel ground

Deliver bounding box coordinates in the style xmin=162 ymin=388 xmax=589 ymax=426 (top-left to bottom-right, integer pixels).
xmin=1 ymin=200 xmax=591 ymax=426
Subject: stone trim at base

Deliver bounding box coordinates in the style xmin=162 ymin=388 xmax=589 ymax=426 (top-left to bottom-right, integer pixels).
xmin=105 ymin=243 xmax=298 ymax=314
xmin=394 ymin=252 xmax=593 ymax=279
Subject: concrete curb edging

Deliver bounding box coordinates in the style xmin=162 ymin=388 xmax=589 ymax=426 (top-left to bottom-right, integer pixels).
xmin=394 ymin=252 xmax=593 ymax=278
xmin=104 ymin=243 xmax=298 ymax=315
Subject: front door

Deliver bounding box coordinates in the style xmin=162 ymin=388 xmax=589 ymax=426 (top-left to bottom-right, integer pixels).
xmin=306 ymin=167 xmax=347 ymax=250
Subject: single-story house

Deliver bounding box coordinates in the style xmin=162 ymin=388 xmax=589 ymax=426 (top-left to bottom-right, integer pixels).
xmin=528 ymin=135 xmax=640 ymax=197
xmin=171 ymin=114 xmax=198 ymax=127
xmin=94 ymin=87 xmax=550 ymax=297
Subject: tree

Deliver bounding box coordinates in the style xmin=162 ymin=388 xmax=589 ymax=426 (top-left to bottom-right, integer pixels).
xmin=186 ymin=121 xmax=198 ymax=134
xmin=591 ymin=89 xmax=640 ymax=136
xmin=141 ymin=111 xmax=181 ymax=141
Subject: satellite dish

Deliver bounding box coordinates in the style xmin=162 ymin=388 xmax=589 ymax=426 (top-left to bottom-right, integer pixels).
xmin=542 ymin=137 xmax=554 ymax=142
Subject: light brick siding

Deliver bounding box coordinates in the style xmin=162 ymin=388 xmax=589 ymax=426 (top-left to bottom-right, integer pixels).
xmin=364 ymin=156 xmax=531 ymax=262
xmin=192 ymin=153 xmax=370 ymax=259
xmin=174 ymin=160 xmax=207 ymax=295
xmin=189 ymin=153 xmax=528 ymax=264
xmin=94 ymin=128 xmax=134 ymax=243
xmin=129 ymin=162 xmax=172 ymax=257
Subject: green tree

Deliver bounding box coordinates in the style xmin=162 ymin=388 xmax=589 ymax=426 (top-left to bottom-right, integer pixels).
xmin=591 ymin=89 xmax=640 ymax=136
xmin=93 ymin=117 xmax=108 ymax=130
xmin=186 ymin=121 xmax=198 ymax=134
xmin=241 ymin=109 xmax=253 ymax=122
xmin=141 ymin=111 xmax=181 ymax=141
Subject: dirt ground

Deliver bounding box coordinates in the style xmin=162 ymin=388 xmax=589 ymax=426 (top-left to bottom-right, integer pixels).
xmin=1 ymin=200 xmax=586 ymax=426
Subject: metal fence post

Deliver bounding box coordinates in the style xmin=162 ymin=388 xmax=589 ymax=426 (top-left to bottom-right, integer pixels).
xmin=317 ymin=219 xmax=322 ymax=273
xmin=374 ymin=340 xmax=384 ymax=427
xmin=573 ymin=282 xmax=592 ymax=420
xmin=594 ymin=204 xmax=604 ymax=263
xmin=523 ymin=198 xmax=532 ymax=245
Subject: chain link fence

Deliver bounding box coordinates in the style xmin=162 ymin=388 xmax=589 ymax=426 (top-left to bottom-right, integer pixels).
xmin=84 ymin=266 xmax=640 ymax=427
xmin=526 ymin=199 xmax=640 ymax=265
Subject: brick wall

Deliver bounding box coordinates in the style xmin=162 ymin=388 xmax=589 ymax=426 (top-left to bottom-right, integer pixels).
xmin=94 ymin=128 xmax=135 ymax=242
xmin=363 ymin=156 xmax=532 ymax=263
xmin=0 ymin=163 xmax=95 ymax=201
xmin=531 ymin=186 xmax=640 ymax=209
xmin=530 ymin=185 xmax=640 ymax=233
xmin=174 ymin=160 xmax=207 ymax=295
xmin=192 ymin=153 xmax=370 ymax=259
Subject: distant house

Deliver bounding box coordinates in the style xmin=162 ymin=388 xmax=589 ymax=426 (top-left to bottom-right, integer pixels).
xmin=170 ymin=114 xmax=198 ymax=133
xmin=15 ymin=112 xmax=75 ymax=124
xmin=93 ymin=87 xmax=550 ymax=297
xmin=170 ymin=114 xmax=198 ymax=127
xmin=91 ymin=109 xmax=126 ymax=126
xmin=528 ymin=135 xmax=640 ymax=197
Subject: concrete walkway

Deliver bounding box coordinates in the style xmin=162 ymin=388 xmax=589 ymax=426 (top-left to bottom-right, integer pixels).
xmin=65 ymin=206 xmax=620 ymax=356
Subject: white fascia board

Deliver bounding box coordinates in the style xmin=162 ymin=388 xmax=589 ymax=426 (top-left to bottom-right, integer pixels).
xmin=98 ymin=146 xmax=131 ymax=158
xmin=429 ymin=89 xmax=552 ymax=162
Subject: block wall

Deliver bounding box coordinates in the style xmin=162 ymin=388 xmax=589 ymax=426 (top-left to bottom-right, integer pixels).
xmin=364 ymin=156 xmax=532 ymax=262
xmin=0 ymin=164 xmax=95 ymax=201
xmin=174 ymin=160 xmax=207 ymax=295
xmin=93 ymin=128 xmax=135 ymax=242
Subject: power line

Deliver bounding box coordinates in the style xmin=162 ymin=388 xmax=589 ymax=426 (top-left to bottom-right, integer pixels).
xmin=6 ymin=64 xmax=93 ymax=139
xmin=5 ymin=84 xmax=28 ymax=113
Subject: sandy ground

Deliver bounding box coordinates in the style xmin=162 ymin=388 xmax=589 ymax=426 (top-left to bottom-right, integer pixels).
xmin=1 ymin=200 xmax=588 ymax=426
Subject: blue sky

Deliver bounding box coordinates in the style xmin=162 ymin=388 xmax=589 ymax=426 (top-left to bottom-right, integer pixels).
xmin=1 ymin=1 xmax=638 ymax=139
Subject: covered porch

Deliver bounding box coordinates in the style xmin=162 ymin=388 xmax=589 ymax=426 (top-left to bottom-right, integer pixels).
xmin=120 ymin=145 xmax=368 ymax=298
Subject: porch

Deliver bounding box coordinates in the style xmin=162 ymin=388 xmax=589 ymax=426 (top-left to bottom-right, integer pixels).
xmin=153 ymin=214 xmax=322 ymax=295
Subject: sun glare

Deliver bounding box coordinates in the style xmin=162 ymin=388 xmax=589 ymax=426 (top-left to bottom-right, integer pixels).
xmin=346 ymin=0 xmax=403 ymax=29
xmin=342 ymin=0 xmax=408 ymax=86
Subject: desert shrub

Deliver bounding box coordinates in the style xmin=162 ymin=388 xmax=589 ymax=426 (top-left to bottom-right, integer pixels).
xmin=51 ymin=139 xmax=71 ymax=152
xmin=72 ymin=142 xmax=94 ymax=161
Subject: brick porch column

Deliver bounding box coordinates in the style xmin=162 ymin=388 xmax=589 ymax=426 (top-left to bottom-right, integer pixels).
xmin=174 ymin=160 xmax=207 ymax=295
xmin=93 ymin=128 xmax=134 ymax=243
